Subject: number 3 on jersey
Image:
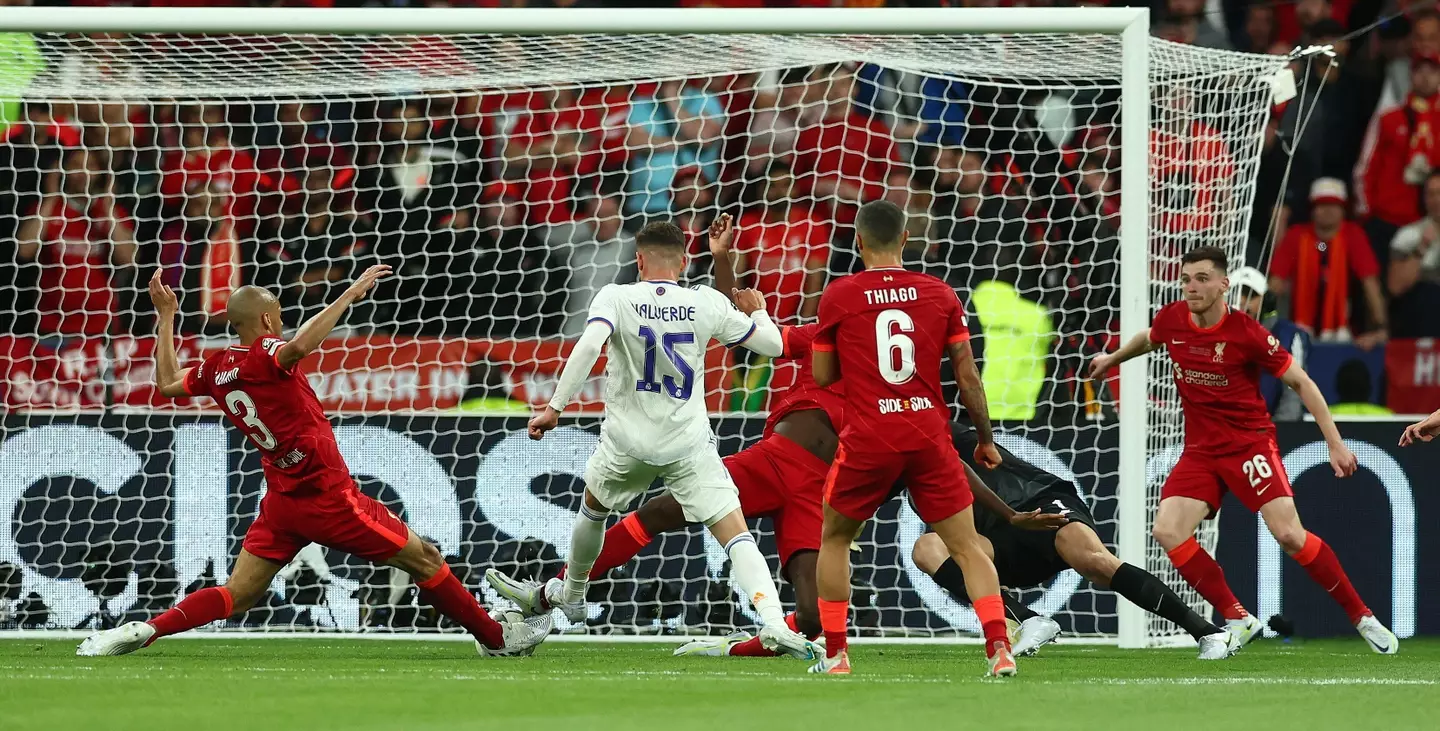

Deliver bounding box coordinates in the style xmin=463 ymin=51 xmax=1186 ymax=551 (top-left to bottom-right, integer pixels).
xmin=223 ymin=390 xmax=279 ymax=450
xmin=876 ymin=309 xmax=916 ymax=385
xmin=636 ymin=325 xmax=696 ymax=399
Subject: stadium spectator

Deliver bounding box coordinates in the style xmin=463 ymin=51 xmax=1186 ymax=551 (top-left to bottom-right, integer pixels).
xmin=158 ymin=103 xmax=261 ymax=234
xmin=472 ymin=180 xmax=556 ymax=337
xmin=742 ymin=67 xmax=815 ymax=179
xmin=733 ymin=160 xmax=832 ymax=324
xmin=623 ymin=78 xmax=726 ymax=217
xmin=504 ymin=87 xmax=593 ymax=246
xmin=253 ymin=101 xmax=353 ymax=219
xmin=15 ymin=148 xmax=137 ymax=338
xmin=1151 ymin=85 xmax=1234 ymax=270
xmin=1270 ymin=178 xmax=1388 ymax=348
xmin=1331 ymin=359 xmax=1393 ymax=415
xmin=1370 ymin=10 xmax=1440 ymax=130
xmin=156 ymin=180 xmax=243 ymax=335
xmin=792 ymin=63 xmax=907 ymax=241
xmin=971 ymin=247 xmax=1054 ymax=423
xmin=926 ymin=146 xmax=1033 ymax=292
xmin=1387 ymin=170 xmax=1440 ymax=337
xmin=1274 ymin=0 xmax=1348 ymax=50
xmin=1356 ymin=51 xmax=1440 ymax=259
xmin=1237 ymin=3 xmax=1284 ymax=55
xmin=669 ymin=164 xmax=719 ymax=284
xmin=1233 ymin=265 xmax=1309 ymax=422
xmin=561 ymin=194 xmax=634 ymax=337
xmin=1155 ymin=0 xmax=1230 ymax=49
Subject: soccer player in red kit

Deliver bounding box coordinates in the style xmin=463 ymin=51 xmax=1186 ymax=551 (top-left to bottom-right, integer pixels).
xmin=808 ymin=200 xmax=1015 ymax=676
xmin=78 ymin=267 xmax=549 ymax=658
xmin=1089 ymin=246 xmax=1399 ymax=654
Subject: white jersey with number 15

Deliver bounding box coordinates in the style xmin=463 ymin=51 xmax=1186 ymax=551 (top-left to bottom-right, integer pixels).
xmin=585 ymin=281 xmax=759 ymax=465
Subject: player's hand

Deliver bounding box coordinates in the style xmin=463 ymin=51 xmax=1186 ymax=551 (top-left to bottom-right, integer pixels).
xmin=708 ymin=213 xmax=735 ymax=257
xmin=344 ymin=264 xmax=393 ymax=302
xmin=1399 ymin=413 xmax=1440 ymax=446
xmin=974 ymin=442 xmax=1002 ymax=470
xmin=1086 ymin=353 xmax=1116 ymax=381
xmin=1009 ymin=509 xmax=1067 ymax=531
xmin=528 ymin=406 xmax=560 ymax=440
xmin=732 ymin=288 xmax=766 ymax=316
xmin=1328 ymin=441 xmax=1358 ymax=478
xmin=148 ymin=269 xmax=179 ymax=316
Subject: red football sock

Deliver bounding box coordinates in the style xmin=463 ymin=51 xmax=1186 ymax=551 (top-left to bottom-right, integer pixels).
xmin=1168 ymin=537 xmax=1248 ymax=622
xmin=146 ymin=586 xmax=234 ymax=643
xmin=417 ymin=564 xmax=506 ymax=649
xmin=1293 ymin=532 xmax=1371 ymax=625
xmin=557 ymin=512 xmax=652 ymax=580
xmin=972 ymin=594 xmax=1011 ymax=658
xmin=728 ymin=612 xmax=806 ymax=657
xmin=818 ymin=599 xmax=849 ymax=658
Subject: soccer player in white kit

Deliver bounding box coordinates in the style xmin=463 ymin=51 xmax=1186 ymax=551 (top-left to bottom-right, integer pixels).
xmin=487 ymin=220 xmax=819 ymax=659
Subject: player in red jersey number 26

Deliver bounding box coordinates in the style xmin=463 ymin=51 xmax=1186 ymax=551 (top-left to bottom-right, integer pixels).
xmin=807 ymin=201 xmax=1016 ymax=677
xmin=78 ymin=267 xmax=549 ymax=658
xmin=1089 ymin=246 xmax=1399 ymax=654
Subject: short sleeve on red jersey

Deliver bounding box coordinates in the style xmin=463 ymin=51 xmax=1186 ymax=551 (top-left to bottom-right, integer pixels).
xmin=783 ymin=323 xmax=820 ymax=361
xmin=945 ymin=291 xmax=970 ymax=345
xmin=1150 ymin=301 xmax=1180 ymax=344
xmin=813 ymin=282 xmax=848 ymax=351
xmin=250 ymin=336 xmax=293 ymax=379
xmin=1244 ymin=316 xmax=1294 ymax=378
xmin=184 ymin=358 xmax=212 ymax=398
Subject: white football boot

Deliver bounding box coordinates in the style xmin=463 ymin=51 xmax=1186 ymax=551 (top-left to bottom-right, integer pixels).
xmin=1356 ymin=615 xmax=1399 ymax=655
xmin=1225 ymin=615 xmax=1264 ymax=650
xmin=76 ymin=621 xmax=156 ymax=657
xmin=808 ymin=649 xmax=851 ymax=675
xmin=1012 ymin=616 xmax=1062 ymax=657
xmin=673 ymin=631 xmax=752 ymax=657
xmin=1196 ymin=630 xmax=1236 ymax=660
xmin=485 ymin=570 xmax=587 ymax=624
xmin=758 ymin=622 xmax=822 ymax=660
xmin=476 ymin=610 xmax=552 ymax=657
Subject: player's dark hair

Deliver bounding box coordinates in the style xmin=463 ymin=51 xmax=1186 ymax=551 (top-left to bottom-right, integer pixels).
xmin=1180 ymin=245 xmax=1229 ymax=274
xmin=856 ymin=200 xmax=907 ymax=249
xmin=635 ymin=221 xmax=687 ymax=253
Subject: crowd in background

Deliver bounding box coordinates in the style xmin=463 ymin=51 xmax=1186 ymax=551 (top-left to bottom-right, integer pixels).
xmin=1 ymin=0 xmax=1438 ymax=417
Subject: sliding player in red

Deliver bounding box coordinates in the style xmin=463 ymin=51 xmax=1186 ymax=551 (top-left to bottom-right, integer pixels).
xmin=810 ymin=200 xmax=1014 ymax=676
xmin=78 ymin=268 xmax=548 ymax=657
xmin=1089 ymin=246 xmax=1398 ymax=654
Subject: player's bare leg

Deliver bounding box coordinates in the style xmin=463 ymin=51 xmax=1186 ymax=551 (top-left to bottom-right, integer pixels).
xmin=78 ymin=550 xmax=281 ymax=656
xmin=1259 ymin=497 xmax=1397 ymax=654
xmin=1054 ymin=523 xmax=1233 ymax=659
xmin=912 ymin=532 xmax=1044 ymax=653
xmin=812 ymin=505 xmax=862 ymax=674
xmin=705 ymin=509 xmax=819 ymax=660
xmin=1153 ymin=495 xmax=1261 ymax=647
xmin=684 ymin=550 xmax=822 ymax=657
xmin=386 ymin=529 xmax=549 ymax=656
xmin=929 ymin=506 xmax=1015 ymax=676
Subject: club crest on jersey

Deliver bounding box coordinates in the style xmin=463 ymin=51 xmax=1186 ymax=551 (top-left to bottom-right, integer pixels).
xmin=1267 ymin=334 xmax=1280 ymax=355
xmin=1212 ymin=342 xmax=1227 ymax=363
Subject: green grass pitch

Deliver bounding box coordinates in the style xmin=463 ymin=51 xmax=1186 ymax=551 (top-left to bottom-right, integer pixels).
xmin=2 ymin=637 xmax=1436 ymax=730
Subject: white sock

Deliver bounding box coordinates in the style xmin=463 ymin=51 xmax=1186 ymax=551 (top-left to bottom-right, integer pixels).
xmin=724 ymin=533 xmax=786 ymax=627
xmin=563 ymin=502 xmax=607 ymax=604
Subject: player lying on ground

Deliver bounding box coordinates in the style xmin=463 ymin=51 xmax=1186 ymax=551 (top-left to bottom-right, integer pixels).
xmin=485 ymin=221 xmax=818 ymax=660
xmin=910 ymin=423 xmax=1237 ymax=660
xmin=1089 ymin=246 xmax=1399 ymax=654
xmin=79 ymin=268 xmax=549 ymax=658
xmin=809 ymin=201 xmax=1015 ymax=676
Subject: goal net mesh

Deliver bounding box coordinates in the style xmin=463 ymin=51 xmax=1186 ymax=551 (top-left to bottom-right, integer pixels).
xmin=0 ymin=30 xmax=1281 ymax=642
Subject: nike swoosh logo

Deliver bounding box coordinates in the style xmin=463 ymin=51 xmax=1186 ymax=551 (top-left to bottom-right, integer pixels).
xmin=1173 ymin=340 xmax=1186 ymax=345
xmin=1371 ymin=639 xmax=1391 ymax=653
xmin=1256 ymin=483 xmax=1270 ymax=496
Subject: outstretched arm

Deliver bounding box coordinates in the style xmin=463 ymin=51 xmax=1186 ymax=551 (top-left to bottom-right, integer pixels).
xmin=708 ymin=213 xmax=738 ymax=298
xmin=276 ymin=264 xmax=392 ymax=370
xmin=730 ymin=288 xmax=782 ymax=357
xmin=1086 ymin=327 xmax=1159 ymax=380
xmin=1280 ymin=361 xmax=1358 ymax=477
xmin=148 ymin=269 xmax=192 ymax=399
xmin=963 ymin=461 xmax=1066 ymax=531
xmin=1400 ymin=409 xmax=1440 ymax=446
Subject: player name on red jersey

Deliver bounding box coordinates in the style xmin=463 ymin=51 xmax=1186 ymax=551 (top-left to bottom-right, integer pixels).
xmin=863 ymin=286 xmax=920 ymax=305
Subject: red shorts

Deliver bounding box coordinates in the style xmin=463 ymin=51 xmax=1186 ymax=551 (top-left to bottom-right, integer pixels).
xmin=723 ymin=433 xmax=826 ymax=569
xmin=824 ymin=443 xmax=972 ymax=523
xmin=243 ymin=482 xmax=411 ymax=564
xmin=1162 ymin=437 xmax=1293 ymax=516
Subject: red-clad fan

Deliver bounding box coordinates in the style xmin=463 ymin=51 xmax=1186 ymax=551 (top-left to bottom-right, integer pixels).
xmin=1089 ymin=245 xmax=1398 ymax=655
xmin=808 ymin=200 xmax=1013 ymax=677
xmin=77 ymin=266 xmax=549 ymax=659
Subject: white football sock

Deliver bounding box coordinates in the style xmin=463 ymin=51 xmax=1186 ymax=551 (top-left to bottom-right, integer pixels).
xmin=563 ymin=501 xmax=607 ymax=604
xmin=724 ymin=532 xmax=786 ymax=626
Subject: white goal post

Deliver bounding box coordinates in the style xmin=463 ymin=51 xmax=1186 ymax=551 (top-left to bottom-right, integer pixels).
xmin=0 ymin=6 xmax=1285 ymax=648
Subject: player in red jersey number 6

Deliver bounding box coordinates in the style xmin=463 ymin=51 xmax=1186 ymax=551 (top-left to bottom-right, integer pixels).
xmin=1089 ymin=246 xmax=1398 ymax=654
xmin=78 ymin=267 xmax=549 ymax=658
xmin=808 ymin=201 xmax=1015 ymax=677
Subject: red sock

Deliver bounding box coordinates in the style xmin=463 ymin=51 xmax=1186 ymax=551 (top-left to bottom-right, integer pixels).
xmin=1168 ymin=537 xmax=1248 ymax=621
xmin=417 ymin=564 xmax=506 ymax=649
xmin=818 ymin=599 xmax=849 ymax=658
xmin=558 ymin=513 xmax=652 ymax=580
xmin=973 ymin=594 xmax=1011 ymax=658
xmin=146 ymin=586 xmax=233 ymax=643
xmin=728 ymin=612 xmax=806 ymax=657
xmin=1293 ymin=532 xmax=1371 ymax=625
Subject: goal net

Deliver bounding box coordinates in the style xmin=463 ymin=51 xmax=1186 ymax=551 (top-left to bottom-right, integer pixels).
xmin=0 ymin=9 xmax=1284 ymax=645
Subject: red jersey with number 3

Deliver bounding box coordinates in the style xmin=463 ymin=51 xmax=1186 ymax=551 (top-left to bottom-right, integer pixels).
xmin=1150 ymin=301 xmax=1293 ymax=454
xmin=765 ymin=323 xmax=848 ymax=438
xmin=814 ymin=268 xmax=968 ymax=453
xmin=184 ymin=336 xmax=350 ymax=493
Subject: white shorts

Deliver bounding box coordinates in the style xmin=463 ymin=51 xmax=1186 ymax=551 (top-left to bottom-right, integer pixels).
xmin=583 ymin=441 xmax=741 ymax=526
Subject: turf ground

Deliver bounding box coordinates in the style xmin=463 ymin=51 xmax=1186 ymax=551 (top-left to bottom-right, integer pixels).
xmin=1 ymin=637 xmax=1436 ymax=730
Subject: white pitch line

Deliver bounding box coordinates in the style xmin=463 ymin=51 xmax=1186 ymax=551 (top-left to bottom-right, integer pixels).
xmin=1041 ymin=677 xmax=1437 ymax=686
